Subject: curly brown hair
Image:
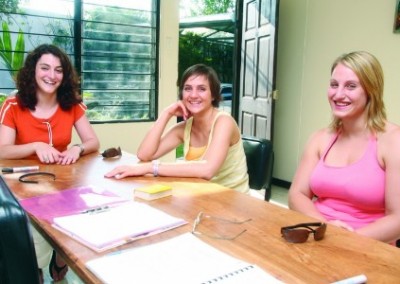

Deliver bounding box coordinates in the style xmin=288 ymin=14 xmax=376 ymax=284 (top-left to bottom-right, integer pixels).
xmin=16 ymin=44 xmax=81 ymax=110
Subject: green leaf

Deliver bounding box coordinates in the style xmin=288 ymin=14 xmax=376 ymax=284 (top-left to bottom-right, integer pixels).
xmin=1 ymin=21 xmax=13 ymax=68
xmin=11 ymin=29 xmax=25 ymax=78
xmin=0 ymin=23 xmax=6 ymax=64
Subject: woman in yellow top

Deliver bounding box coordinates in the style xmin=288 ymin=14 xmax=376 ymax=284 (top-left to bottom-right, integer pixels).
xmin=105 ymin=64 xmax=249 ymax=193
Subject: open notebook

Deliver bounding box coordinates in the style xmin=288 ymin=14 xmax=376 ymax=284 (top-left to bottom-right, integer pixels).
xmin=52 ymin=201 xmax=187 ymax=252
xmin=86 ymin=233 xmax=284 ymax=283
xmin=53 ymin=201 xmax=187 ymax=252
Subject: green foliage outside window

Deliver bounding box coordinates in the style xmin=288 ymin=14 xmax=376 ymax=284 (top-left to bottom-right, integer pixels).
xmin=179 ymin=0 xmax=235 ymax=84
xmin=0 ymin=0 xmax=20 ymax=15
xmin=188 ymin=0 xmax=234 ymax=16
xmin=0 ymin=21 xmax=25 ymax=81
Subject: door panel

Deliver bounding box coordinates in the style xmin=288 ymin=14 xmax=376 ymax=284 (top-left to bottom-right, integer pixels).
xmin=239 ymin=0 xmax=278 ymax=141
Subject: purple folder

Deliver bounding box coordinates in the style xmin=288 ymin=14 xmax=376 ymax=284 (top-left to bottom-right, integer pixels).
xmin=20 ymin=185 xmax=128 ymax=223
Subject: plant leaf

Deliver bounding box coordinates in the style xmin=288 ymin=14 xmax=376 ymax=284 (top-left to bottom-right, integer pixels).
xmin=1 ymin=21 xmax=13 ymax=69
xmin=0 ymin=23 xmax=7 ymax=66
xmin=11 ymin=29 xmax=25 ymax=78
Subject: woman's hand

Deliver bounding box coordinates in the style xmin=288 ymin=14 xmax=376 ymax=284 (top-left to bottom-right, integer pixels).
xmin=58 ymin=146 xmax=82 ymax=165
xmin=35 ymin=142 xmax=62 ymax=164
xmin=328 ymin=219 xmax=354 ymax=231
xmin=104 ymin=164 xmax=151 ymax=179
xmin=166 ymin=101 xmax=192 ymax=120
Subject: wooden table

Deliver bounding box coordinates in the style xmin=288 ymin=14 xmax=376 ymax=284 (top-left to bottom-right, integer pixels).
xmin=1 ymin=153 xmax=400 ymax=283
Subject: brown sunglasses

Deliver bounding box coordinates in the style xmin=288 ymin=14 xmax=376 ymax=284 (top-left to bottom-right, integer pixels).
xmin=281 ymin=222 xmax=327 ymax=243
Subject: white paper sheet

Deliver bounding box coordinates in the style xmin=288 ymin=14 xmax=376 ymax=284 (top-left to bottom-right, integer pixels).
xmin=86 ymin=233 xmax=283 ymax=283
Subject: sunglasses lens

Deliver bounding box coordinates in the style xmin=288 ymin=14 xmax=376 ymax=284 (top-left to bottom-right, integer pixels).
xmin=282 ymin=229 xmax=310 ymax=243
xmin=314 ymin=223 xmax=327 ymax=241
xmin=102 ymin=147 xmax=122 ymax=158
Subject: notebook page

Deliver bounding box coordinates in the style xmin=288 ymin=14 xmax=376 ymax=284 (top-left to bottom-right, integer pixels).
xmin=86 ymin=233 xmax=283 ymax=283
xmin=53 ymin=201 xmax=187 ymax=251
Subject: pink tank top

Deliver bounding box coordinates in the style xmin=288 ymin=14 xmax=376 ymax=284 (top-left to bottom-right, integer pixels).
xmin=309 ymin=132 xmax=385 ymax=229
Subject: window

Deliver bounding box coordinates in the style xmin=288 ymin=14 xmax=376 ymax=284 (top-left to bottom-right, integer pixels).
xmin=0 ymin=0 xmax=159 ymax=123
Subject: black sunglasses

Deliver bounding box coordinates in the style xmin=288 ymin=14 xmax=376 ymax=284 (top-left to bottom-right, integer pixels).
xmin=101 ymin=147 xmax=122 ymax=158
xmin=281 ymin=222 xmax=327 ymax=243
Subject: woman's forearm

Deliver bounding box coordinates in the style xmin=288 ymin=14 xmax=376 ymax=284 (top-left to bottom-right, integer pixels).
xmin=0 ymin=143 xmax=38 ymax=159
xmin=80 ymin=137 xmax=100 ymax=155
xmin=137 ymin=110 xmax=173 ymax=161
xmin=356 ymin=214 xmax=400 ymax=243
xmin=288 ymin=192 xmax=327 ymax=222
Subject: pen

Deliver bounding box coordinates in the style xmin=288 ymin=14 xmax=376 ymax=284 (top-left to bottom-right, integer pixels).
xmin=2 ymin=166 xmax=40 ymax=173
xmin=81 ymin=206 xmax=110 ymax=214
xmin=332 ymin=274 xmax=367 ymax=284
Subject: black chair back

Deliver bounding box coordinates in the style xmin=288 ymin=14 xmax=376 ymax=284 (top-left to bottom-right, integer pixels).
xmin=242 ymin=135 xmax=274 ymax=201
xmin=0 ymin=176 xmax=40 ymax=284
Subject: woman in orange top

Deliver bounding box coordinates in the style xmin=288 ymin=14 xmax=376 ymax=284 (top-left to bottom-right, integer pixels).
xmin=0 ymin=44 xmax=99 ymax=164
xmin=0 ymin=44 xmax=100 ymax=282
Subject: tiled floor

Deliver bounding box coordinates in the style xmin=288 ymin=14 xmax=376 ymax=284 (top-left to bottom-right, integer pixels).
xmin=250 ymin=185 xmax=288 ymax=208
xmin=43 ymin=185 xmax=289 ymax=283
xmin=270 ymin=185 xmax=289 ymax=207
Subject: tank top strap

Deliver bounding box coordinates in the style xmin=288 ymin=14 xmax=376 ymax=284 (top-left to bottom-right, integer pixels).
xmin=322 ymin=131 xmax=340 ymax=161
xmin=208 ymin=111 xmax=229 ymax=143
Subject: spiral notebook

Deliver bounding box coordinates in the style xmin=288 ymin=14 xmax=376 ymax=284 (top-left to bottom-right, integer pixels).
xmin=86 ymin=233 xmax=283 ymax=283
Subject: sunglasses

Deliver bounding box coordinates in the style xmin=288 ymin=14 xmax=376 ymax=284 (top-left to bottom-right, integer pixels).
xmin=101 ymin=147 xmax=122 ymax=158
xmin=281 ymin=222 xmax=327 ymax=243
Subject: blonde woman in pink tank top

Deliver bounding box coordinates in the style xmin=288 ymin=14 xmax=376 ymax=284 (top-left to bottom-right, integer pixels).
xmin=288 ymin=51 xmax=400 ymax=244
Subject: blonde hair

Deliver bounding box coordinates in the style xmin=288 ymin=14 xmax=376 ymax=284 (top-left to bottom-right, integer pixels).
xmin=329 ymin=51 xmax=386 ymax=132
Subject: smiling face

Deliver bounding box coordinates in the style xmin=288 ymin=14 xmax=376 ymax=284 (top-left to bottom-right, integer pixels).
xmin=35 ymin=53 xmax=63 ymax=97
xmin=182 ymin=74 xmax=213 ymax=114
xmin=328 ymin=63 xmax=368 ymax=121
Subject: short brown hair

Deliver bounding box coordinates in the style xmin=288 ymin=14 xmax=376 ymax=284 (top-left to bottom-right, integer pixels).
xmin=178 ymin=64 xmax=222 ymax=107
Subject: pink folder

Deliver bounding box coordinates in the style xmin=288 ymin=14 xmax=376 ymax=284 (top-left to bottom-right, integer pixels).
xmin=20 ymin=185 xmax=128 ymax=223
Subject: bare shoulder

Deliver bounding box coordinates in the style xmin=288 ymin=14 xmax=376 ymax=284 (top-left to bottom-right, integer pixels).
xmin=376 ymin=123 xmax=400 ymax=167
xmin=215 ymin=110 xmax=236 ymax=122
xmin=213 ymin=111 xmax=240 ymax=143
xmin=380 ymin=122 xmax=400 ymax=141
xmin=306 ymin=128 xmax=333 ymax=148
xmin=213 ymin=111 xmax=238 ymax=130
xmin=379 ymin=122 xmax=400 ymax=149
